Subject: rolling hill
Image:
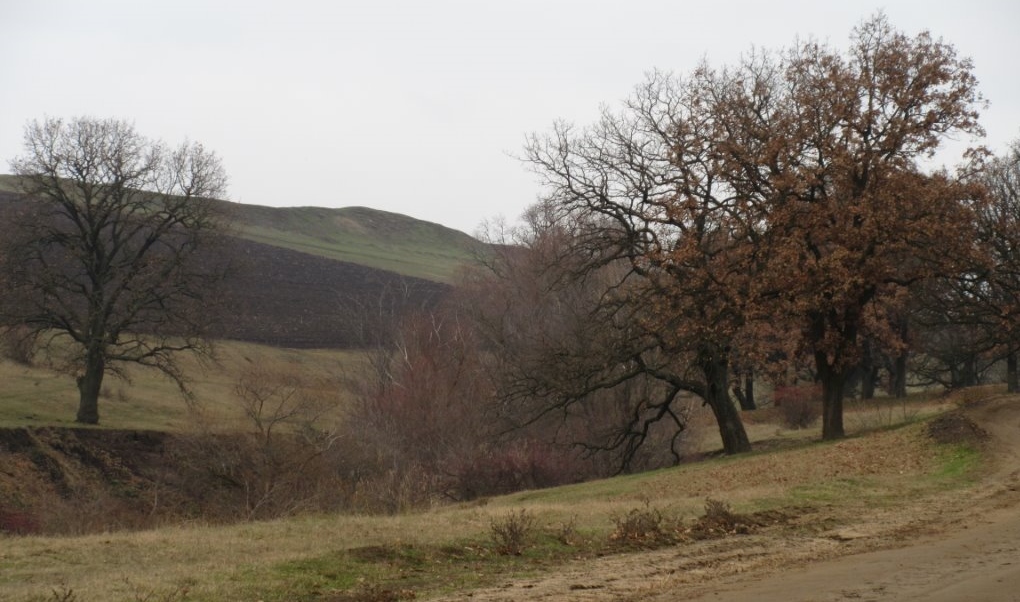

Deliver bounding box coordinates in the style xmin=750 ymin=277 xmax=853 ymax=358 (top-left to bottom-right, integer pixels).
xmin=0 ymin=174 xmax=486 ymax=284
xmin=219 ymin=201 xmax=486 ymax=284
xmin=0 ymin=176 xmax=482 ymax=348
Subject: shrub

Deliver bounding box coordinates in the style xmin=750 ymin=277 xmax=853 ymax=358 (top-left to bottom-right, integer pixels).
xmin=553 ymin=515 xmax=580 ymax=546
xmin=773 ymin=384 xmax=821 ymax=429
xmin=46 ymin=585 xmax=79 ymax=602
xmin=0 ymin=507 xmax=39 ymax=535
xmin=444 ymin=440 xmax=583 ymax=501
xmin=609 ymin=501 xmax=675 ymax=547
xmin=0 ymin=325 xmax=35 ymax=365
xmin=490 ymin=509 xmax=536 ymax=556
xmin=703 ymin=498 xmax=737 ymax=525
xmin=686 ymin=498 xmax=760 ymax=539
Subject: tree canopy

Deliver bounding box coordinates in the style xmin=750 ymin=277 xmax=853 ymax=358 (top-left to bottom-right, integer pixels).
xmin=520 ymin=13 xmax=986 ymax=443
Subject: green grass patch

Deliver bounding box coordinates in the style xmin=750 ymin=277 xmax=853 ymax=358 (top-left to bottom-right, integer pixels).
xmin=786 ymin=478 xmax=869 ymax=505
xmin=0 ymin=174 xmax=20 ymax=192
xmin=223 ymin=203 xmax=489 ymax=283
xmin=255 ymin=535 xmax=585 ymax=601
xmin=932 ymin=444 xmax=982 ymax=484
xmin=0 ymin=341 xmax=362 ymax=431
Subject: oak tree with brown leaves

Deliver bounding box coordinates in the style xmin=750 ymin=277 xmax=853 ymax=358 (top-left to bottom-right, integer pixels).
xmin=714 ymin=14 xmax=984 ymax=438
xmin=525 ymin=13 xmax=984 ymax=444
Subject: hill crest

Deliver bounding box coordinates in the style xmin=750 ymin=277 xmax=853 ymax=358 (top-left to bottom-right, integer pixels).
xmin=218 ymin=200 xmax=485 ymax=284
xmin=0 ymin=174 xmax=486 ymax=284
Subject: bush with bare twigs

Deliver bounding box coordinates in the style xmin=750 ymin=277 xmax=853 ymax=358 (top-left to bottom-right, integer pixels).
xmin=490 ymin=509 xmax=537 ymax=556
xmin=773 ymin=385 xmax=821 ymax=429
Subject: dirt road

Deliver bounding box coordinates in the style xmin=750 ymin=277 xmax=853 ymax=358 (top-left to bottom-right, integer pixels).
xmin=682 ymin=396 xmax=1020 ymax=602
xmin=436 ymin=396 xmax=1020 ymax=601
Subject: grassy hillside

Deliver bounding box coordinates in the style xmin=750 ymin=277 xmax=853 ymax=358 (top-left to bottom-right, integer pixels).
xmin=219 ymin=201 xmax=485 ymax=283
xmin=0 ymin=341 xmax=360 ymax=431
xmin=0 ymin=389 xmax=992 ymax=601
xmin=0 ymin=174 xmax=19 ymax=193
xmin=0 ymin=174 xmax=487 ymax=284
xmin=0 ymin=177 xmax=459 ymax=348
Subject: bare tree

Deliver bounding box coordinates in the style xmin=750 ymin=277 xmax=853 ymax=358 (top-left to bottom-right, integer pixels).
xmin=521 ymin=73 xmax=755 ymax=456
xmin=471 ymin=202 xmax=738 ymax=466
xmin=1 ymin=117 xmax=230 ymax=424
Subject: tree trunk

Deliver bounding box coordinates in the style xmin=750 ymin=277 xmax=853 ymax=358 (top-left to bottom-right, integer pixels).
xmin=860 ymin=342 xmax=875 ymax=400
xmin=890 ymin=350 xmax=908 ymax=398
xmin=861 ymin=366 xmax=878 ymax=400
xmin=809 ymin=311 xmax=852 ymax=440
xmin=701 ymin=356 xmax=752 ymax=454
xmin=889 ymin=317 xmax=909 ymax=399
xmin=816 ymin=352 xmax=846 ymax=440
xmin=860 ymin=344 xmax=877 ymax=402
xmin=956 ymin=356 xmax=978 ymax=388
xmin=732 ymin=370 xmax=757 ymax=411
xmin=76 ymin=347 xmax=105 ymax=424
xmin=1008 ymin=351 xmax=1018 ymax=394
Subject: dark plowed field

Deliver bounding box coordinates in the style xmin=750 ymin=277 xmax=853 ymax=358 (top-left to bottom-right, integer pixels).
xmin=214 ymin=237 xmax=448 ymax=347
xmin=0 ymin=191 xmax=449 ymax=349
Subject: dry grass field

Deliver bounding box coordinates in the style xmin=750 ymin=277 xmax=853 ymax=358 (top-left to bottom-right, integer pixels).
xmin=0 ymin=341 xmax=360 ymax=432
xmin=0 ymin=375 xmax=1000 ymax=602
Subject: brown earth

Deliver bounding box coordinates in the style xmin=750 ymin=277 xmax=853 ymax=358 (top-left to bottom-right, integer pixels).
xmin=0 ymin=426 xmax=350 ymax=534
xmin=431 ymin=395 xmax=1020 ymax=601
xmin=214 ymin=236 xmax=447 ymax=348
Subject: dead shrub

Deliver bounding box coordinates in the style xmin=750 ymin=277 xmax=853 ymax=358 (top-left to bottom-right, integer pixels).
xmin=0 ymin=325 xmax=35 ymax=365
xmin=773 ymin=384 xmax=821 ymax=429
xmin=686 ymin=498 xmax=759 ymax=539
xmin=345 ymin=463 xmax=440 ymax=514
xmin=176 ymin=359 xmax=348 ymax=521
xmin=444 ymin=440 xmax=584 ymax=501
xmin=490 ymin=508 xmax=536 ymax=555
xmin=40 ymin=585 xmax=79 ymax=602
xmin=0 ymin=507 xmax=40 ymax=535
xmin=553 ymin=515 xmax=580 ymax=546
xmin=122 ymin=577 xmax=194 ymax=602
xmin=610 ymin=501 xmax=676 ymax=547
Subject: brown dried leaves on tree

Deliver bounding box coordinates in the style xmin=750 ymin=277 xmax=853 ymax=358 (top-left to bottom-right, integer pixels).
xmin=522 ymin=13 xmax=986 ymax=447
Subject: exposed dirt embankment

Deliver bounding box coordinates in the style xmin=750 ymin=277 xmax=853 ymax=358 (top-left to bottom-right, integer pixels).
xmin=0 ymin=427 xmax=173 ymax=534
xmin=0 ymin=426 xmax=282 ymax=535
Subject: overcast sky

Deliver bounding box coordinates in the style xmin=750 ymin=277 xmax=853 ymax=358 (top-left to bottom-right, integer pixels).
xmin=2 ymin=1 xmax=1018 ymax=235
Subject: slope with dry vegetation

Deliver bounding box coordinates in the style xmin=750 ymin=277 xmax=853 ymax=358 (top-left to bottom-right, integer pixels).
xmin=0 ymin=386 xmax=1007 ymax=601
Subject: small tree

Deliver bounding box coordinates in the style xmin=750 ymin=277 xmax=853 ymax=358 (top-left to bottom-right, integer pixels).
xmin=2 ymin=117 xmax=230 ymax=424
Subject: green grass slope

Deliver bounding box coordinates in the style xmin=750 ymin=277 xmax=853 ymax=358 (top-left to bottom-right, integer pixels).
xmin=0 ymin=174 xmax=487 ymax=283
xmin=219 ymin=201 xmax=487 ymax=283
xmin=0 ymin=174 xmax=20 ymax=193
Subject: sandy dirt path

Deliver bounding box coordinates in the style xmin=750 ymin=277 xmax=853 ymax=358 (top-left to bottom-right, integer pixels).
xmin=681 ymin=395 xmax=1020 ymax=602
xmin=680 ymin=501 xmax=1020 ymax=602
xmin=435 ymin=396 xmax=1020 ymax=601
